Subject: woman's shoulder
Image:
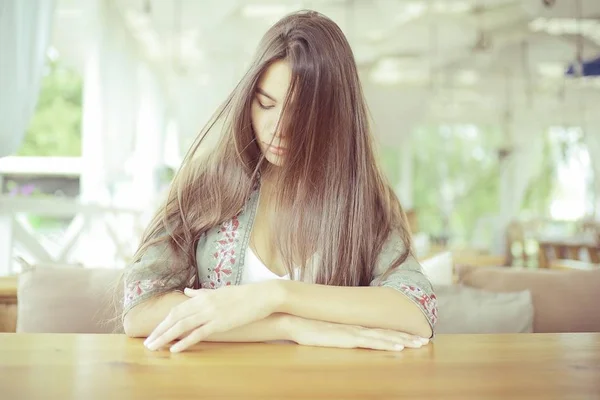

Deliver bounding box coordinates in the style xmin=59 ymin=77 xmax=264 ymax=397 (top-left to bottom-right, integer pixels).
xmin=377 ymin=229 xmax=411 ymax=262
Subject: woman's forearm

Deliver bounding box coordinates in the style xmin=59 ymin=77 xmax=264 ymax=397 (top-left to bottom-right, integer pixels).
xmin=123 ymin=292 xmax=189 ymax=338
xmin=124 ymin=280 xmax=432 ymax=347
xmin=124 ymin=291 xmax=293 ymax=342
xmin=269 ymin=281 xmax=432 ymax=338
xmin=204 ymin=313 xmax=292 ymax=342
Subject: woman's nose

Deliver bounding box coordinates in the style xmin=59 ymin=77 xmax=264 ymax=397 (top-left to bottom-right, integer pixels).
xmin=274 ymin=127 xmax=286 ymax=139
xmin=269 ymin=112 xmax=286 ymax=138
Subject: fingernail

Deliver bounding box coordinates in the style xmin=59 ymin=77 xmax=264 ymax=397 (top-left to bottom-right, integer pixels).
xmin=170 ymin=345 xmax=181 ymax=353
xmin=412 ymin=340 xmax=423 ymax=347
xmin=394 ymin=344 xmax=404 ymax=351
xmin=420 ymin=338 xmax=430 ymax=344
xmin=145 ymin=341 xmax=158 ymax=351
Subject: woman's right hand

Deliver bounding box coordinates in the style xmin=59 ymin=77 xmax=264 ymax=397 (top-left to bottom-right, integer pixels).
xmin=284 ymin=316 xmax=430 ymax=351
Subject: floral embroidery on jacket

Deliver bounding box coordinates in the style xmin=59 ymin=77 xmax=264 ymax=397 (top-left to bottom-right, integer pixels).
xmin=124 ymin=273 xmax=197 ymax=310
xmin=399 ymin=283 xmax=438 ymax=326
xmin=124 ymin=279 xmax=167 ymax=309
xmin=203 ymin=216 xmax=240 ymax=288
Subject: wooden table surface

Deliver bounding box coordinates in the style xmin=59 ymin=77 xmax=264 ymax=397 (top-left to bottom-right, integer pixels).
xmin=1 ymin=333 xmax=599 ymax=400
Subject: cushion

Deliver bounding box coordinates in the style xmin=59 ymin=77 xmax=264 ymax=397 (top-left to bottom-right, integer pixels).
xmin=458 ymin=266 xmax=600 ymax=333
xmin=420 ymin=251 xmax=453 ymax=286
xmin=17 ymin=266 xmax=123 ymax=333
xmin=412 ymin=232 xmax=431 ymax=259
xmin=434 ymin=284 xmax=533 ymax=334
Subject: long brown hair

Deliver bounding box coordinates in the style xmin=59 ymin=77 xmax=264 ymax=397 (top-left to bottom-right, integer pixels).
xmin=130 ymin=10 xmax=412 ymax=293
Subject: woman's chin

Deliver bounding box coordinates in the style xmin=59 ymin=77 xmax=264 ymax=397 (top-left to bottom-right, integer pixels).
xmin=265 ymin=153 xmax=285 ymax=166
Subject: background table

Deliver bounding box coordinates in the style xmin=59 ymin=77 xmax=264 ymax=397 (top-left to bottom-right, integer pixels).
xmin=1 ymin=333 xmax=599 ymax=399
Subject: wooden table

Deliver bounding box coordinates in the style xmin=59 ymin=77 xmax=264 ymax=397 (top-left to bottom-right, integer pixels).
xmin=1 ymin=333 xmax=599 ymax=399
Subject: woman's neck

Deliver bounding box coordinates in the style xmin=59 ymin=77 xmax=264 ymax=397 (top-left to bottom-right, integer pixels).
xmin=259 ymin=170 xmax=281 ymax=198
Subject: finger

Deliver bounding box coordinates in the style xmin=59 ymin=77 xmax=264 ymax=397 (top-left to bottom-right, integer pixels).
xmin=145 ymin=315 xmax=181 ymax=347
xmin=353 ymin=329 xmax=418 ymax=350
xmin=354 ymin=336 xmax=404 ymax=352
xmin=325 ymin=331 xmax=403 ymax=352
xmin=377 ymin=330 xmax=422 ymax=343
xmin=144 ymin=301 xmax=200 ymax=345
xmin=146 ymin=313 xmax=208 ymax=351
xmin=366 ymin=329 xmax=425 ymax=349
xmin=169 ymin=322 xmax=216 ymax=353
xmin=146 ymin=313 xmax=206 ymax=350
xmin=184 ymin=288 xmax=205 ymax=297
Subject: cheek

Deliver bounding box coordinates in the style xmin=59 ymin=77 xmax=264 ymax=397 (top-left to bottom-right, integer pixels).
xmin=251 ymin=107 xmax=265 ymax=138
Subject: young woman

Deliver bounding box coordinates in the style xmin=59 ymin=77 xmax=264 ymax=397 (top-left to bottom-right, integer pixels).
xmin=121 ymin=10 xmax=437 ymax=353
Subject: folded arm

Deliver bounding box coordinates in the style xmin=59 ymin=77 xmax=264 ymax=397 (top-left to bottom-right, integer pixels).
xmin=267 ymin=233 xmax=438 ymax=339
xmin=270 ymin=279 xmax=433 ymax=339
xmin=124 ymin=290 xmax=429 ymax=353
xmin=123 ymin=292 xmax=291 ymax=342
xmin=122 ymin=231 xmax=437 ymax=350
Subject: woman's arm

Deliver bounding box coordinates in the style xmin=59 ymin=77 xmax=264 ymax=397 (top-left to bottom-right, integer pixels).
xmin=140 ymin=231 xmax=435 ymax=352
xmin=123 ymin=292 xmax=188 ymax=338
xmin=125 ymin=290 xmax=428 ymax=353
xmin=124 ymin=291 xmax=291 ymax=342
xmin=270 ymin=281 xmax=433 ymax=338
xmin=266 ymin=239 xmax=437 ymax=339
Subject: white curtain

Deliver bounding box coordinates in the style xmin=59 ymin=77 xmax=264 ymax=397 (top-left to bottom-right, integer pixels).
xmin=79 ymin=0 xmax=140 ymax=205
xmin=491 ymin=118 xmax=545 ymax=255
xmin=128 ymin=64 xmax=167 ymax=211
xmin=0 ymin=0 xmax=55 ymax=157
xmin=74 ymin=0 xmax=159 ymax=268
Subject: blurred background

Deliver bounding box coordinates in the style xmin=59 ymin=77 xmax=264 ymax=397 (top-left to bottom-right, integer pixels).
xmin=1 ymin=0 xmax=600 ymax=276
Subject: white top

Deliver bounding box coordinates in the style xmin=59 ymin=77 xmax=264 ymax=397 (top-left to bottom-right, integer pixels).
xmin=241 ymin=247 xmax=292 ymax=284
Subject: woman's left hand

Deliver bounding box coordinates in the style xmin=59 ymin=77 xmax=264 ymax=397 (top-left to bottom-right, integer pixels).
xmin=144 ymin=282 xmax=280 ymax=352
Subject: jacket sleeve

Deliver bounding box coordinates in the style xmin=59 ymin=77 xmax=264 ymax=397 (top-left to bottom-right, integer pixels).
xmin=122 ymin=238 xmax=196 ymax=318
xmin=370 ymin=231 xmax=438 ymax=334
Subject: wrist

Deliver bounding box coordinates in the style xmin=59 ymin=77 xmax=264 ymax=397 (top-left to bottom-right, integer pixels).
xmin=274 ymin=313 xmax=297 ymax=341
xmin=262 ymin=280 xmax=289 ymax=314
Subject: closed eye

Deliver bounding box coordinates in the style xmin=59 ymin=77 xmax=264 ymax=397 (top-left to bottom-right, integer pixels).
xmin=256 ymin=87 xmax=277 ymax=110
xmin=256 ymin=97 xmax=275 ymax=110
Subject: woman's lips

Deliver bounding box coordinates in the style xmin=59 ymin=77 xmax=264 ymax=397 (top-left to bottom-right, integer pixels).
xmin=265 ymin=143 xmax=288 ymax=156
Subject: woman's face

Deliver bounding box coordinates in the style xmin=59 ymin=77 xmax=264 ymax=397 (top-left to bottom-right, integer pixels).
xmin=251 ymin=60 xmax=292 ymax=167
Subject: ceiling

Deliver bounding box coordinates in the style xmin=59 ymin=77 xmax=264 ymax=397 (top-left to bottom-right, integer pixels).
xmin=52 ymin=0 xmax=600 ymax=144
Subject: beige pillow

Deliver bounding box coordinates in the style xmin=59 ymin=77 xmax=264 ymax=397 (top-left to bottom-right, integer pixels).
xmin=420 ymin=251 xmax=454 ymax=286
xmin=434 ymin=284 xmax=533 ymax=334
xmin=458 ymin=266 xmax=600 ymax=333
xmin=17 ymin=266 xmax=123 ymax=333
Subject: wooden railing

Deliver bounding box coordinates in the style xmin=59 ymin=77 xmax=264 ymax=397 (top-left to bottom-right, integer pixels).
xmin=0 ymin=156 xmax=149 ymax=275
xmin=0 ymin=195 xmax=145 ymax=275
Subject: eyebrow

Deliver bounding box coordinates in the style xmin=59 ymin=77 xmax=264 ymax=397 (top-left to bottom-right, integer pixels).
xmin=256 ymin=88 xmax=277 ymax=102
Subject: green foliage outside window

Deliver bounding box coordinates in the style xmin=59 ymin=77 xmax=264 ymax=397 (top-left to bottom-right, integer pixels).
xmin=378 ymin=124 xmax=555 ymax=246
xmin=17 ymin=55 xmax=82 ymax=157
